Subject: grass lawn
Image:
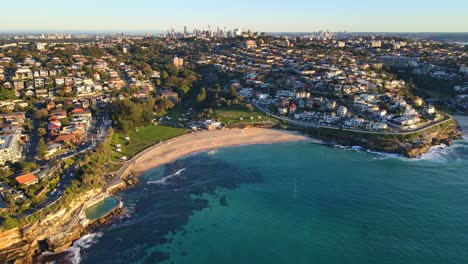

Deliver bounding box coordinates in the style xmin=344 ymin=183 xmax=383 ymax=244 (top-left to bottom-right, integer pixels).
xmin=107 ymin=125 xmax=188 ymax=163
xmin=155 ymin=103 xmax=191 ymax=120
xmin=214 ymin=106 xmax=278 ymax=127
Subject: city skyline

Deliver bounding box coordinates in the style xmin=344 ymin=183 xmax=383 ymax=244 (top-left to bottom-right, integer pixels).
xmin=1 ymin=0 xmax=467 ymax=33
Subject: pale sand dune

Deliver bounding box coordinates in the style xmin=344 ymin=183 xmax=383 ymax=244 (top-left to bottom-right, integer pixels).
xmin=129 ymin=128 xmax=308 ymax=176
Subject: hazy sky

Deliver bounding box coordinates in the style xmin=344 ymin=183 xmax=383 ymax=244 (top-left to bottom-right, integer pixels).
xmin=1 ymin=0 xmax=467 ymax=32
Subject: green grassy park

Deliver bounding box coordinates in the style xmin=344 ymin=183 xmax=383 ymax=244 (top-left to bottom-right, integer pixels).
xmin=107 ymin=125 xmax=188 ymax=165
xmin=214 ymin=106 xmax=277 ymax=127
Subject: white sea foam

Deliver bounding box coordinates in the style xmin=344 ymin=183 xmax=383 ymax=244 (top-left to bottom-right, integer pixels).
xmin=70 ymin=232 xmax=103 ymax=263
xmin=147 ymin=168 xmax=186 ymax=185
xmin=40 ymin=232 xmax=103 ymax=264
xmin=329 ymin=137 xmax=468 ymax=163
xmin=416 ymin=137 xmax=468 ymax=162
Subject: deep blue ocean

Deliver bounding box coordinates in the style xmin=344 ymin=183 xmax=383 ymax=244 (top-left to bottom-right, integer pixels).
xmin=63 ymin=137 xmax=468 ymax=263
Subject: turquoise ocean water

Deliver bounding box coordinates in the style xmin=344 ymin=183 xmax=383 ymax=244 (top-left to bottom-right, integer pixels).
xmin=63 ymin=138 xmax=468 ymax=263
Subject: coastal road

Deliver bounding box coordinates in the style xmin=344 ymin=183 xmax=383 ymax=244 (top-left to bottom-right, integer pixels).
xmin=255 ymin=101 xmax=454 ymax=136
xmin=24 ymin=116 xmax=41 ymax=163
xmin=19 ymin=110 xmax=111 ymax=217
xmin=18 ymin=164 xmax=77 ymax=218
xmin=37 ymin=164 xmax=77 ymax=209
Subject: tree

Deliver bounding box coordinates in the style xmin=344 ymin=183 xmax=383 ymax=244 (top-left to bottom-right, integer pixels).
xmin=161 ymin=71 xmax=169 ymax=79
xmin=20 ymin=162 xmax=39 ymax=173
xmin=175 ymin=83 xmax=190 ymax=95
xmin=1 ymin=217 xmax=19 ymax=230
xmin=196 ymin=88 xmax=207 ymax=104
xmin=228 ymin=86 xmax=237 ymax=99
xmin=155 ymin=98 xmax=175 ymax=113
xmin=38 ymin=138 xmax=47 ymax=159
xmin=245 ymin=103 xmax=254 ymax=112
xmin=0 ymin=167 xmax=13 ymax=180
xmin=37 ymin=128 xmax=47 ymax=137
xmin=34 ymin=109 xmax=49 ymax=120
xmin=0 ymin=87 xmax=17 ymax=100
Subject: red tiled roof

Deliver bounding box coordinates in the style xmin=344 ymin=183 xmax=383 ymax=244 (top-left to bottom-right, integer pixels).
xmin=71 ymin=108 xmax=84 ymax=113
xmin=15 ymin=173 xmax=38 ymax=185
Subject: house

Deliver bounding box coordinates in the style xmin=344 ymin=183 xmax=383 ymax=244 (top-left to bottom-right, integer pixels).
xmin=50 ymin=110 xmax=67 ymax=119
xmin=306 ymin=98 xmax=315 ymax=108
xmin=414 ymin=97 xmax=424 ymax=107
xmin=344 ymin=118 xmax=354 ymax=127
xmin=34 ymin=78 xmax=45 ymax=88
xmin=15 ymin=173 xmax=39 ymax=186
xmin=289 ymin=103 xmax=297 ymax=114
xmin=173 ymin=57 xmax=184 ymax=68
xmin=53 ymin=134 xmax=81 ymax=144
xmin=352 ymin=118 xmax=364 ymax=128
xmin=244 ymin=40 xmax=257 ymax=49
xmin=426 ymin=105 xmax=436 ymax=114
xmin=15 ymin=68 xmax=33 ymax=80
xmin=337 ymin=106 xmax=347 ymax=117
xmin=13 ymin=81 xmax=25 ymax=91
xmin=0 ymin=112 xmax=26 ymax=124
xmin=0 ymin=182 xmax=13 ymax=198
xmin=161 ymin=90 xmax=179 ymax=100
xmin=45 ymin=143 xmax=62 ymax=158
xmin=373 ymin=122 xmax=388 ymax=130
xmin=326 ymin=100 xmax=337 ymax=110
xmin=278 ymin=107 xmax=288 ymax=115
xmin=46 ymin=101 xmax=56 ymax=111
xmin=203 ymin=120 xmax=222 ymax=130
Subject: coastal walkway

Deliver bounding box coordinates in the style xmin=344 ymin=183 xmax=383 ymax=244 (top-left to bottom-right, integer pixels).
xmin=104 ymin=133 xmax=193 ymax=192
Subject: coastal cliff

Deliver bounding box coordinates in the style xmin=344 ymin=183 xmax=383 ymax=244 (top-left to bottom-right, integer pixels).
xmin=0 ymin=189 xmax=105 ymax=263
xmin=301 ymin=118 xmax=462 ymax=157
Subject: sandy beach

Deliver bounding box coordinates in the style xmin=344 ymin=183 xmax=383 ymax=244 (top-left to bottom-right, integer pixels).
xmin=125 ymin=128 xmax=308 ymax=177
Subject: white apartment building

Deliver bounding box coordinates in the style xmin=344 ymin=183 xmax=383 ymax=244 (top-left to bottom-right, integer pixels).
xmin=0 ymin=131 xmax=22 ymax=165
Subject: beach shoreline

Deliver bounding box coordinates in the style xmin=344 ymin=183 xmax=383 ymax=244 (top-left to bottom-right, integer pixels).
xmin=108 ymin=128 xmax=308 ymax=187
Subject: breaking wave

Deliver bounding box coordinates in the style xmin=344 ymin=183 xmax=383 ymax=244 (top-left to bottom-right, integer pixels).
xmin=147 ymin=168 xmax=186 ymax=185
xmin=329 ymin=136 xmax=468 ymax=163
xmin=38 ymin=232 xmax=103 ymax=264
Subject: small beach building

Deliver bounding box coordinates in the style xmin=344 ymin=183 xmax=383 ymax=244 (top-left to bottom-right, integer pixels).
xmin=15 ymin=173 xmax=39 ymax=186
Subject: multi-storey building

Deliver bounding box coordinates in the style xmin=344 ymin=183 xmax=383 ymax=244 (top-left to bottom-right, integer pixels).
xmin=0 ymin=131 xmax=22 ymax=165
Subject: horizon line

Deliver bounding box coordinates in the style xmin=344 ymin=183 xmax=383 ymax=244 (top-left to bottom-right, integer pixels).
xmin=0 ymin=30 xmax=467 ymax=34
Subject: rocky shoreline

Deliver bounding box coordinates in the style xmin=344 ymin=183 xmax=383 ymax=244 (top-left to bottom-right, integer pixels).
xmin=300 ymin=118 xmax=462 ymax=158
xmin=0 ymin=190 xmax=105 ymax=263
